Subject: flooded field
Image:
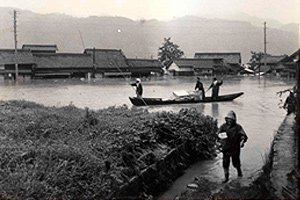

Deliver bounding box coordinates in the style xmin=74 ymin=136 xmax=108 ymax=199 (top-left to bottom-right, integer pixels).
xmin=0 ymin=76 xmax=295 ymax=198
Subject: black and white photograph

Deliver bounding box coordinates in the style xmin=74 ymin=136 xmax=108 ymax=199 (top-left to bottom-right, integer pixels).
xmin=0 ymin=0 xmax=299 ymax=199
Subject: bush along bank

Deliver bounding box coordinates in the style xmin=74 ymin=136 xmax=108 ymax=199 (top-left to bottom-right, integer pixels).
xmin=0 ymin=100 xmax=218 ymax=199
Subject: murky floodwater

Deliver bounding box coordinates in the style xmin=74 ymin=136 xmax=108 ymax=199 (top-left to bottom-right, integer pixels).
xmin=0 ymin=76 xmax=295 ymax=198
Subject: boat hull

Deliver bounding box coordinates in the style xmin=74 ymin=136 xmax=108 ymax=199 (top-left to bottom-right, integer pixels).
xmin=129 ymin=92 xmax=244 ymax=106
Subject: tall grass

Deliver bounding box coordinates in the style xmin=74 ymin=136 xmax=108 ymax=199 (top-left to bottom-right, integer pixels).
xmin=0 ymin=100 xmax=217 ymax=199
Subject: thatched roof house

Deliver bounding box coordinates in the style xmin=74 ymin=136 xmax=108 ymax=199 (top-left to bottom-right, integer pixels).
xmin=0 ymin=49 xmax=35 ymax=77
xmin=34 ymin=53 xmax=93 ymax=77
xmin=168 ymin=58 xmax=220 ymax=76
xmin=84 ymin=48 xmax=131 ymax=77
xmin=0 ymin=49 xmax=34 ymax=65
xmin=274 ymin=50 xmax=298 ymax=77
xmin=252 ymin=54 xmax=287 ymax=73
xmin=194 ymin=52 xmax=242 ymax=74
xmin=127 ymin=59 xmax=163 ymax=77
xmin=194 ymin=52 xmax=241 ymax=64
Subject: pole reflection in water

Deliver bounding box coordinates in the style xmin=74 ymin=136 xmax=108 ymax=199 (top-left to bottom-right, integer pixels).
xmin=211 ymin=103 xmax=219 ymax=119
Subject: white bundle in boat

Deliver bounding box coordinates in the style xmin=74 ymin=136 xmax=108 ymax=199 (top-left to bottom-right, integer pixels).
xmin=173 ymin=90 xmax=190 ymax=98
xmin=188 ymin=90 xmax=203 ymax=100
xmin=173 ymin=90 xmax=203 ymax=100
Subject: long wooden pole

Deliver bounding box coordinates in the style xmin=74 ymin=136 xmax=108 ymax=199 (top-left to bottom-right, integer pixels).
xmin=264 ymin=22 xmax=267 ymax=74
xmin=297 ymin=48 xmax=300 ymax=168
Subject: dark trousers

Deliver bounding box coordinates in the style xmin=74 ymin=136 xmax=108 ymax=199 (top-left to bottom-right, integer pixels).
xmin=201 ymin=89 xmax=205 ymax=98
xmin=222 ymin=152 xmax=241 ymax=169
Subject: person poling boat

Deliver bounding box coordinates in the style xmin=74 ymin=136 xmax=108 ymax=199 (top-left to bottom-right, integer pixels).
xmin=207 ymin=77 xmax=223 ymax=99
xmin=109 ymin=58 xmax=147 ymax=106
xmin=130 ymin=78 xmax=143 ymax=98
xmin=194 ymin=77 xmax=205 ymax=99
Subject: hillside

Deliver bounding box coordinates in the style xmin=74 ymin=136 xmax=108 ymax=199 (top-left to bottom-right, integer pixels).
xmin=0 ymin=7 xmax=298 ymax=63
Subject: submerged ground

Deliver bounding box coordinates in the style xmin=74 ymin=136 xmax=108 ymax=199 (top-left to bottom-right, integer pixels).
xmin=177 ymin=113 xmax=298 ymax=200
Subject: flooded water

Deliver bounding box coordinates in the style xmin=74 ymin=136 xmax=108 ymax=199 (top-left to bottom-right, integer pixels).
xmin=0 ymin=76 xmax=295 ymax=198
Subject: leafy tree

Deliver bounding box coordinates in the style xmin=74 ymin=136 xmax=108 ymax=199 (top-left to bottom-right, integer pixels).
xmin=158 ymin=37 xmax=184 ymax=68
xmin=249 ymin=51 xmax=269 ymax=70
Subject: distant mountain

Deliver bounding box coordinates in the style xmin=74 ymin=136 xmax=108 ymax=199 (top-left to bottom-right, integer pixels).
xmin=279 ymin=23 xmax=299 ymax=34
xmin=0 ymin=7 xmax=298 ymax=63
xmin=212 ymin=12 xmax=284 ymax=29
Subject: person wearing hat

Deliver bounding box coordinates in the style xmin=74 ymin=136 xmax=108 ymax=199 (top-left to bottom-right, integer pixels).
xmin=207 ymin=77 xmax=223 ymax=99
xmin=195 ymin=77 xmax=205 ymax=98
xmin=130 ymin=78 xmax=143 ymax=98
xmin=217 ymin=110 xmax=248 ymax=183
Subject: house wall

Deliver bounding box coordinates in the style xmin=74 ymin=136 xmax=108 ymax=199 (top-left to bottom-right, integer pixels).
xmin=173 ymin=71 xmax=194 ymax=76
xmin=33 ymin=54 xmax=93 ymax=78
xmin=130 ymin=68 xmax=153 ymax=77
xmin=168 ymin=63 xmax=179 ymax=71
xmin=194 ymin=68 xmax=213 ymax=76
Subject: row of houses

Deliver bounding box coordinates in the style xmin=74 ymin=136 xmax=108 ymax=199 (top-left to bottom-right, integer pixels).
xmin=0 ymin=45 xmax=164 ymax=79
xmin=169 ymin=52 xmax=242 ymax=76
xmin=0 ymin=44 xmax=244 ymax=79
xmin=246 ymin=50 xmax=299 ymax=77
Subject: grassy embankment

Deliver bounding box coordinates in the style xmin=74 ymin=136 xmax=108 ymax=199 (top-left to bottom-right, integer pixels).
xmin=0 ymin=100 xmax=218 ymax=199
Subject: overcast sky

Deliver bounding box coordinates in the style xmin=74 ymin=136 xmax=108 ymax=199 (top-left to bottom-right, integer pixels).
xmin=0 ymin=0 xmax=299 ymax=23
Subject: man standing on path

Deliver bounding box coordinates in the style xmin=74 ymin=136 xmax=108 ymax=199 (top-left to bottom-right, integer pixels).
xmin=207 ymin=77 xmax=223 ymax=99
xmin=217 ymin=110 xmax=248 ymax=183
xmin=195 ymin=77 xmax=205 ymax=98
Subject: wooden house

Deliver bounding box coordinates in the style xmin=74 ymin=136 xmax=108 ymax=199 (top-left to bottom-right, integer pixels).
xmin=84 ymin=48 xmax=131 ymax=77
xmin=251 ymin=55 xmax=287 ymax=74
xmin=127 ymin=59 xmax=163 ymax=77
xmin=34 ymin=53 xmax=93 ymax=78
xmin=168 ymin=58 xmax=217 ymax=76
xmin=0 ymin=49 xmax=35 ymax=79
xmin=194 ymin=52 xmax=242 ymax=74
xmin=274 ymin=50 xmax=298 ymax=77
xmin=22 ymin=44 xmax=58 ymax=54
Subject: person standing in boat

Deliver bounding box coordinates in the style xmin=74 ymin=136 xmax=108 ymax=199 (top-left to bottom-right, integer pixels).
xmin=131 ymin=78 xmax=143 ymax=98
xmin=207 ymin=77 xmax=223 ymax=99
xmin=195 ymin=77 xmax=205 ymax=99
xmin=217 ymin=110 xmax=248 ymax=183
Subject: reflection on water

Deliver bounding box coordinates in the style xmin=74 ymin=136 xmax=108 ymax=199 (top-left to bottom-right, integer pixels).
xmin=211 ymin=103 xmax=219 ymax=118
xmin=0 ymin=76 xmax=296 ymax=198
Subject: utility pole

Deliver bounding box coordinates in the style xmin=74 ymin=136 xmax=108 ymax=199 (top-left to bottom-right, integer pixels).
xmin=13 ymin=10 xmax=19 ymax=80
xmin=92 ymin=47 xmax=96 ymax=78
xmin=264 ymin=22 xmax=267 ymax=74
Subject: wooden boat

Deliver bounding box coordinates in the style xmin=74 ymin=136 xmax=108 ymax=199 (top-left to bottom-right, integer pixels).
xmin=129 ymin=92 xmax=244 ymax=106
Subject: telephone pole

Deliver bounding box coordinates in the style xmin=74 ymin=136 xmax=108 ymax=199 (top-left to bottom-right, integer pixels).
xmin=263 ymin=22 xmax=267 ymax=74
xmin=92 ymin=47 xmax=96 ymax=78
xmin=14 ymin=10 xmax=19 ymax=80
